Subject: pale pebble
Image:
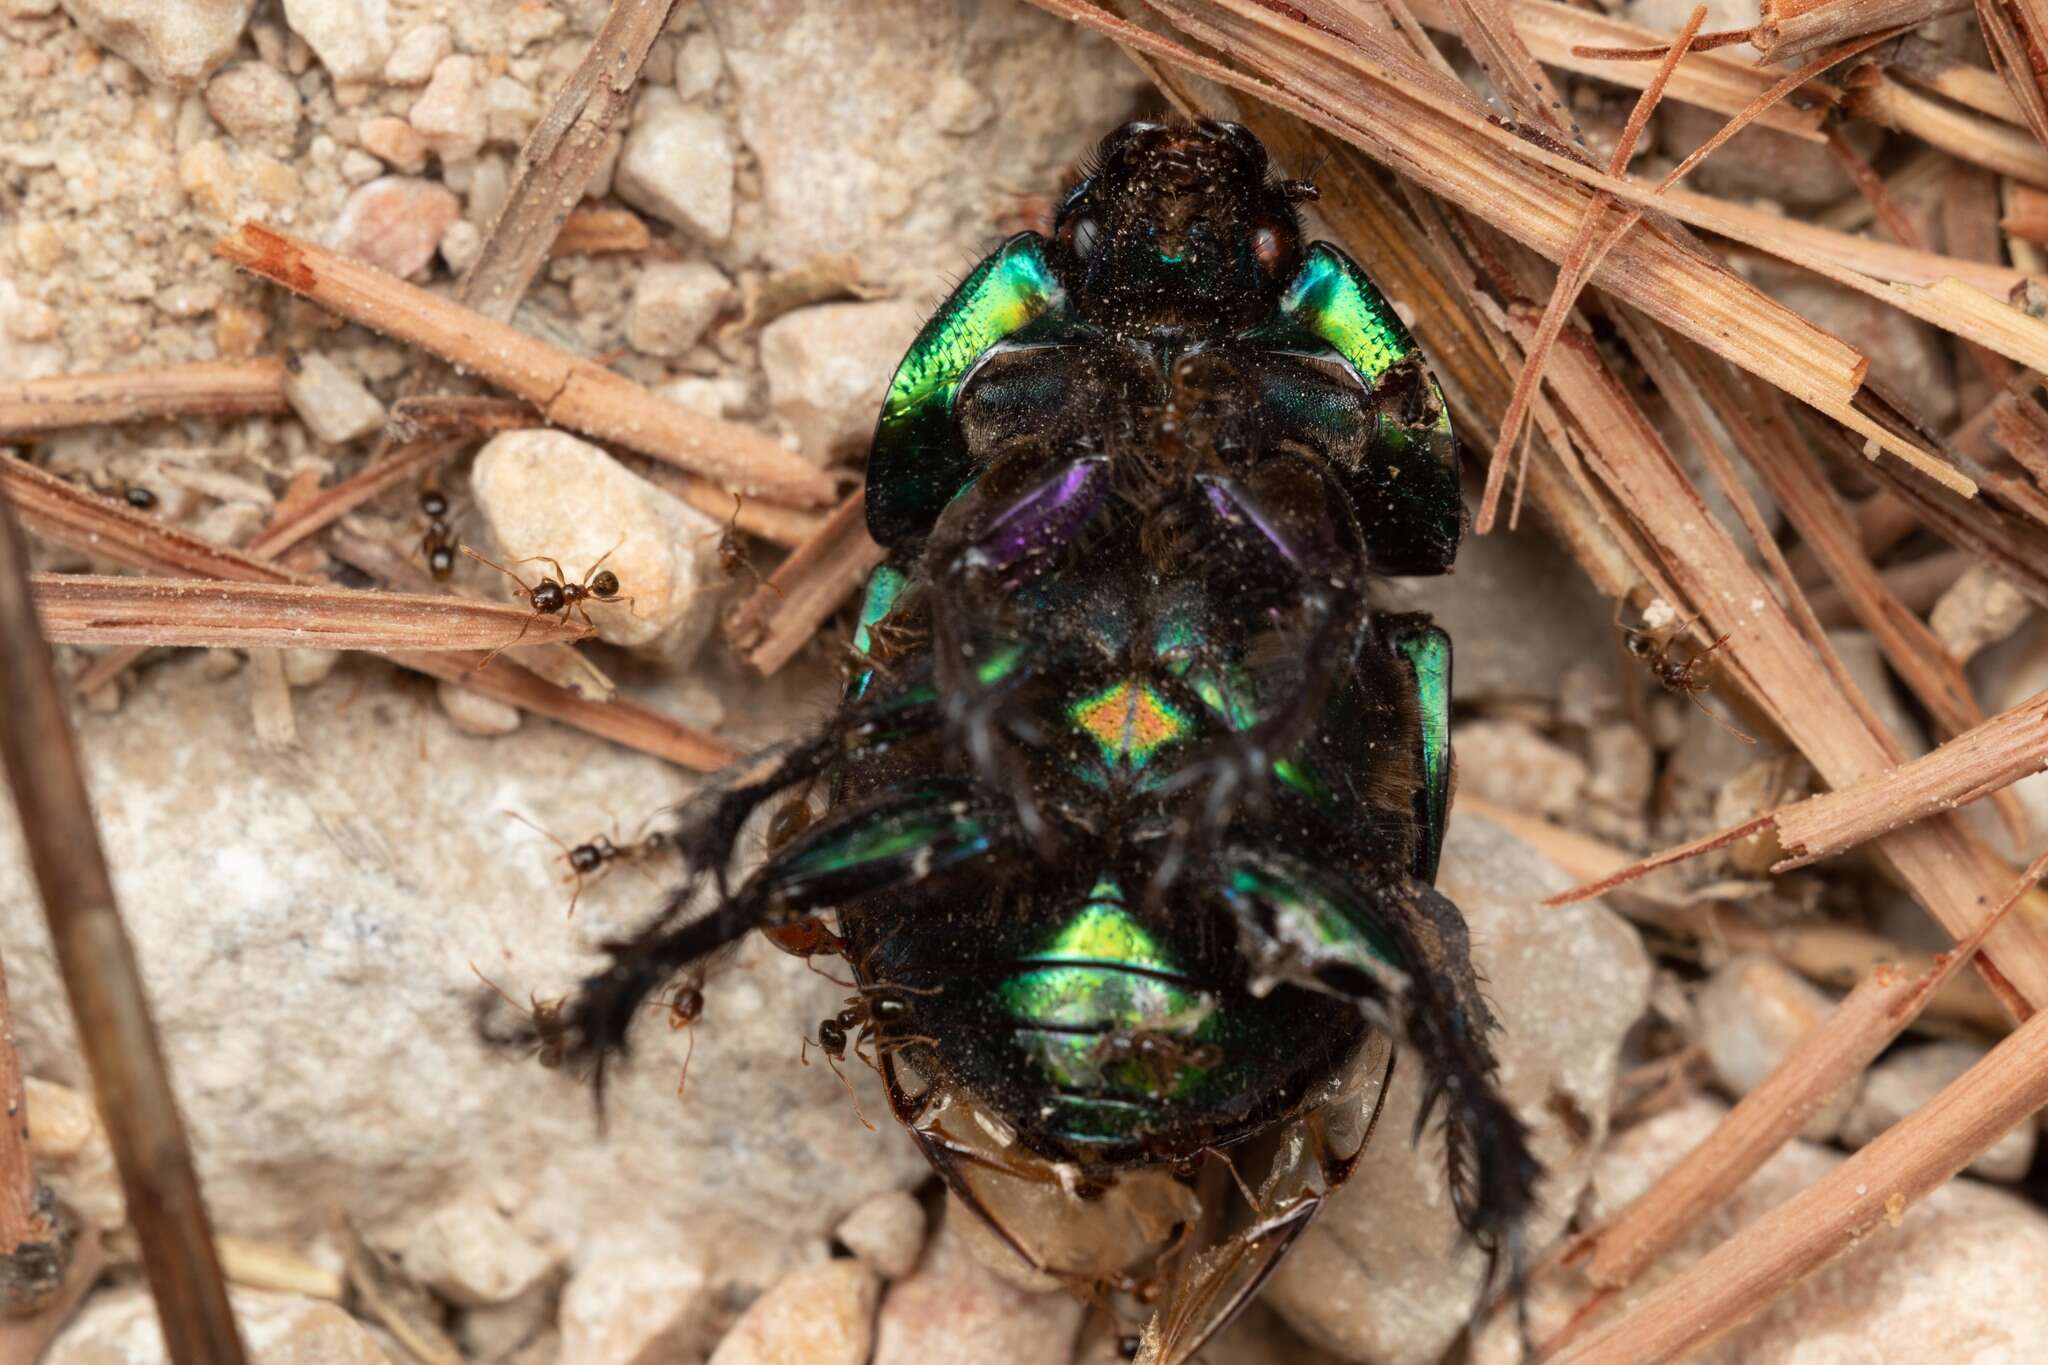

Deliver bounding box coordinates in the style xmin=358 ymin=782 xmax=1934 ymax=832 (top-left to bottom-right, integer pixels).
xmin=835 ymin=1189 xmax=927 ymax=1280
xmin=283 ymin=351 xmax=386 ymax=445
xmin=758 ymin=299 xmax=923 ymax=463
xmin=708 ymin=1258 xmax=880 ymax=1365
xmin=327 ymin=176 xmax=459 ymax=278
xmin=615 ymin=91 xmax=734 ymax=244
xmin=57 ymin=0 xmax=255 ymax=88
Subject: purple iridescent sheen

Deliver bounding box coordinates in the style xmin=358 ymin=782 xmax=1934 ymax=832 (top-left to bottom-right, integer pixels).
xmin=967 ymin=457 xmax=1111 ymax=575
xmin=1200 ymin=476 xmax=1303 ymax=570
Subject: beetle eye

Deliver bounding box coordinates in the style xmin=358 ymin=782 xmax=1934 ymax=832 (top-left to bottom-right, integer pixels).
xmin=1062 ymin=213 xmax=1101 ymax=260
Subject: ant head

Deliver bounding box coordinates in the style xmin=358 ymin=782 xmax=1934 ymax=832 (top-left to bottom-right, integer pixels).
xmin=589 ymin=569 xmax=621 ymax=599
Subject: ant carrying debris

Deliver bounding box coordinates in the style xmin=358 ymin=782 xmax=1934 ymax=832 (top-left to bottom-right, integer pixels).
xmin=1619 ymin=608 xmax=1754 ymax=744
xmin=462 ymin=536 xmax=633 ymax=667
xmin=504 ymin=810 xmax=673 ymax=917
xmin=419 ymin=486 xmax=457 ymax=579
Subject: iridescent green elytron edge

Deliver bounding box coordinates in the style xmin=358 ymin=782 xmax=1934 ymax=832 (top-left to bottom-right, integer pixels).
xmin=1397 ymin=625 xmax=1453 ymax=883
xmin=867 ymin=234 xmax=1062 ymax=547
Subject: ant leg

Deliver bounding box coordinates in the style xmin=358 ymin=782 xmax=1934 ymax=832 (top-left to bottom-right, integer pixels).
xmin=460 ymin=545 xmax=539 ymax=601
xmin=474 ymin=610 xmax=540 ymax=672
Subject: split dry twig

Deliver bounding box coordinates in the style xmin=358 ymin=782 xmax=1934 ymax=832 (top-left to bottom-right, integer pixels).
xmin=28 ymin=575 xmax=594 ymax=653
xmin=726 ymin=489 xmax=885 ymax=675
xmin=0 ymin=486 xmax=246 ymax=1362
xmin=1756 ymin=0 xmax=1972 ymax=61
xmin=1552 ymin=854 xmax=2048 ymax=1365
xmin=0 ymin=359 xmax=288 ymax=440
xmin=213 ymin=222 xmax=838 ymax=507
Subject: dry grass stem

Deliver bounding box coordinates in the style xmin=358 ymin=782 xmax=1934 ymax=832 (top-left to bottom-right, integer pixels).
xmin=387 ymin=396 xmax=541 ymax=441
xmin=1975 ymin=0 xmax=2048 ymax=149
xmin=29 ymin=574 xmax=593 ymax=653
xmin=726 ymin=489 xmax=885 ymax=675
xmin=453 ymin=0 xmax=681 ymax=322
xmin=549 ymin=207 xmax=654 ymax=256
xmin=1 ymin=458 xmax=289 ymax=585
xmin=1400 ymin=0 xmax=1827 ymax=137
xmin=214 ymin=1236 xmax=345 ymax=1301
xmin=1756 ymin=0 xmax=1972 ymax=60
xmin=0 ymin=490 xmax=246 ymax=1362
xmin=0 ymin=359 xmax=288 ymax=440
xmin=1552 ymin=858 xmax=2048 ymax=1365
xmin=214 ymin=223 xmax=838 ymax=506
xmin=1844 ymin=67 xmax=2048 ymax=185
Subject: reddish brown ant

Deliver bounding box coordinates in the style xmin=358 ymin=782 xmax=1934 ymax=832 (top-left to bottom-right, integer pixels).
xmin=650 ymin=982 xmax=704 ymax=1099
xmin=1619 ymin=608 xmax=1754 ymax=744
xmin=462 ymin=536 xmax=634 ymax=667
xmin=702 ymin=495 xmax=781 ymax=597
xmin=504 ymin=810 xmax=673 ymax=917
xmin=418 ymin=486 xmax=457 ymax=579
xmin=800 ymin=988 xmax=939 ymax=1131
xmin=469 ymin=964 xmax=573 ymax=1069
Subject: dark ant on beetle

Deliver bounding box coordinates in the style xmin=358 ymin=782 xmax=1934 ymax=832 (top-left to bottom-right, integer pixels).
xmin=462 ymin=536 xmax=634 ymax=667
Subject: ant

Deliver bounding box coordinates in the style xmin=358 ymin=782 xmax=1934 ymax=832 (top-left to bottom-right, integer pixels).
xmin=1619 ymin=607 xmax=1754 ymax=744
xmin=418 ymin=486 xmax=457 ymax=579
xmin=469 ymin=965 xmax=573 ymax=1070
xmin=800 ymin=988 xmax=939 ymax=1131
xmin=704 ymin=495 xmax=780 ymax=596
xmin=462 ymin=536 xmax=633 ymax=667
xmin=648 ymin=982 xmax=704 ymax=1098
xmin=504 ymin=810 xmax=672 ymax=917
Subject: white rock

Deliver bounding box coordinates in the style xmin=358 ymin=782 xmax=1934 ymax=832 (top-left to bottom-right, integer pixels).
xmin=203 ymin=61 xmax=301 ymax=149
xmin=436 ymin=680 xmax=523 ymax=737
xmin=1264 ymin=814 xmax=1652 ymax=1365
xmin=708 ymin=1258 xmax=880 ymax=1365
xmin=1841 ymin=1042 xmax=2036 ymax=1183
xmin=1442 ymin=718 xmax=1589 ymax=820
xmin=57 ymin=0 xmax=255 ymax=88
xmin=627 ymin=261 xmax=734 ymax=357
xmin=327 ymin=176 xmax=460 ymax=278
xmin=283 ymin=352 xmax=385 ymax=445
xmin=403 ymin=1195 xmax=557 ymax=1307
xmin=282 ymin=0 xmax=391 ymax=83
xmin=559 ymin=1254 xmax=714 ymax=1365
xmin=471 ymin=429 xmax=727 ymax=662
xmin=339 ymin=149 xmax=384 ymax=184
xmin=1477 ymin=1097 xmax=2048 ymax=1362
xmin=280 ymin=647 xmax=341 ymax=688
xmin=872 ymin=1214 xmax=1085 ymax=1365
xmin=49 ymin=1287 xmax=393 ymax=1363
xmin=1931 ymin=565 xmax=2031 ymax=664
xmin=674 ymin=30 xmax=724 ymax=99
xmin=615 ymin=91 xmax=734 ymax=245
xmin=410 ymin=55 xmax=487 ymax=164
xmin=383 ymin=23 xmax=452 ymax=85
xmin=485 ymin=75 xmax=541 ymax=146
xmin=759 ymin=300 xmax=923 ymax=463
xmin=655 ymin=375 xmax=749 ymax=420
xmin=0 ymin=281 xmax=67 ymax=382
xmin=440 ymin=219 xmax=484 ymax=275
xmin=835 ymin=1189 xmax=926 ymax=1280
xmin=1696 ymin=953 xmax=1858 ymax=1141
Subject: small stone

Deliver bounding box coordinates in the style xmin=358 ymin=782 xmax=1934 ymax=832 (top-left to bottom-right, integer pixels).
xmin=339 ymin=149 xmax=384 ymax=184
xmin=411 ymin=55 xmax=487 ymax=163
xmin=872 ymin=1215 xmax=1085 ymax=1365
xmin=327 ymin=176 xmax=460 ymax=278
xmin=280 ymin=647 xmax=340 ymax=688
xmin=464 ymin=155 xmax=512 ymax=229
xmin=1931 ymin=564 xmax=2031 ymax=664
xmin=1265 ymin=815 xmax=1651 ymax=1363
xmin=25 ymin=1077 xmax=96 ymax=1162
xmin=1442 ymin=718 xmax=1588 ymax=820
xmin=484 ymin=75 xmax=540 ymax=145
xmin=359 ymin=116 xmax=426 ymax=174
xmin=6 ymin=298 xmax=59 ymax=343
xmin=178 ymin=138 xmax=238 ymax=221
xmin=14 ymin=221 xmax=67 ymax=274
xmin=835 ymin=1190 xmax=926 ymax=1280
xmin=436 ymin=681 xmax=522 ymax=737
xmin=282 ymin=0 xmax=391 ymax=83
xmin=457 ymin=1278 xmax=555 ymax=1363
xmin=243 ymin=153 xmax=302 ymax=209
xmin=674 ymin=30 xmax=723 ymax=99
xmin=155 ymin=281 xmax=221 ymax=319
xmin=382 ymin=23 xmax=452 ymax=85
xmin=283 ymin=352 xmax=386 ymax=445
xmin=440 ymin=219 xmax=483 ymax=274
xmin=471 ymin=430 xmax=727 ymax=662
xmin=57 ymin=0 xmax=256 ymax=88
xmin=928 ymin=74 xmax=994 ymax=135
xmin=0 ymin=281 xmax=66 ymax=381
xmin=708 ymin=1258 xmax=880 ymax=1365
xmin=615 ymin=91 xmax=735 ymax=244
xmin=215 ymin=301 xmax=269 ymax=357
xmin=1841 ymin=1042 xmax=2036 ymax=1182
xmin=403 ymin=1195 xmax=556 ymax=1307
xmin=558 ymin=1254 xmax=713 ymax=1365
xmin=1696 ymin=953 xmax=1857 ymax=1140
xmin=627 ymin=261 xmax=734 ymax=357
xmin=759 ymin=299 xmax=923 ymax=463
xmin=49 ymin=1287 xmax=394 ymax=1364
xmin=1585 ymin=722 xmax=1653 ymax=810
xmin=203 ymin=61 xmax=301 ymax=148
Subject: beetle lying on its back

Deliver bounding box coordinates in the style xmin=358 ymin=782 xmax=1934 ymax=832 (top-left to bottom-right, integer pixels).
xmin=538 ymin=120 xmax=1537 ymax=1356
